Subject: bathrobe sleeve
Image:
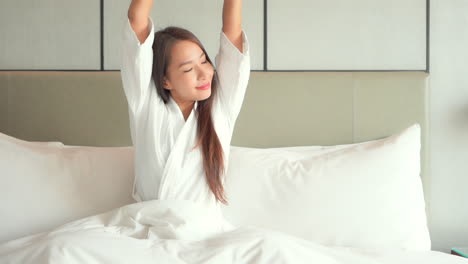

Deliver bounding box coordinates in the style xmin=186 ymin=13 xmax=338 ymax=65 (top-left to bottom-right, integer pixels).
xmin=120 ymin=16 xmax=156 ymax=116
xmin=214 ymin=29 xmax=251 ymax=126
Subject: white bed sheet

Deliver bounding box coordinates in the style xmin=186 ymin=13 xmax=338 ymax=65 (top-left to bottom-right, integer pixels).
xmin=0 ymin=200 xmax=466 ymax=264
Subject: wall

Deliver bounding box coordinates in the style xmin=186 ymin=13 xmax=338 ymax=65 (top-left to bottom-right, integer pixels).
xmin=429 ymin=0 xmax=468 ymax=253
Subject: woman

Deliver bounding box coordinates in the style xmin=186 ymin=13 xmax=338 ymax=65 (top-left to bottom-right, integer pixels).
xmin=121 ymin=0 xmax=250 ymax=224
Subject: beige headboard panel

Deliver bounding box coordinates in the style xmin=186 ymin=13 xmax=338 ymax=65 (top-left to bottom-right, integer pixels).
xmin=0 ymin=71 xmax=429 ymax=200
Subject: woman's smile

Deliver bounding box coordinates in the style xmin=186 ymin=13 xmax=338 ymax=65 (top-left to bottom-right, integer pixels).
xmin=196 ymin=82 xmax=210 ymax=90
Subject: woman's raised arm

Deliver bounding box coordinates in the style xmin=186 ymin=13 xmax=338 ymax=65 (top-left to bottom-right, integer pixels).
xmin=128 ymin=0 xmax=154 ymax=44
xmin=222 ymin=0 xmax=243 ymax=53
xmin=121 ymin=0 xmax=156 ymax=117
xmin=214 ymin=0 xmax=250 ymax=126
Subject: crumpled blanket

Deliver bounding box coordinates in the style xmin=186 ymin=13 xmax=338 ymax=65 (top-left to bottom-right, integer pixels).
xmin=0 ymin=199 xmax=417 ymax=264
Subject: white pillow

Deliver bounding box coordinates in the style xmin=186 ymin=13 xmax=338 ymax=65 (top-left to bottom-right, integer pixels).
xmin=0 ymin=132 xmax=135 ymax=244
xmin=221 ymin=123 xmax=431 ymax=251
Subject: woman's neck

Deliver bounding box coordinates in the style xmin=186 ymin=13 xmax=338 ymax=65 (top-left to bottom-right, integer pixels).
xmin=177 ymin=100 xmax=195 ymax=122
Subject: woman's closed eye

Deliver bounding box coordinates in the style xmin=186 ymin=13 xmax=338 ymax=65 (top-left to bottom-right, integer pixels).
xmin=184 ymin=60 xmax=208 ymax=73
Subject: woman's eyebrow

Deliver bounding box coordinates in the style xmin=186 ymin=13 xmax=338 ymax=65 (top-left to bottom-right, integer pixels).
xmin=178 ymin=52 xmax=205 ymax=68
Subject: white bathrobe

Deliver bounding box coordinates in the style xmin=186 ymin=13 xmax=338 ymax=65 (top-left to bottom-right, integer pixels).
xmin=120 ymin=16 xmax=250 ymax=224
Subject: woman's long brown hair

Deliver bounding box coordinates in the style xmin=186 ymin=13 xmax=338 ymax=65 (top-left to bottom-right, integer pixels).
xmin=151 ymin=26 xmax=228 ymax=205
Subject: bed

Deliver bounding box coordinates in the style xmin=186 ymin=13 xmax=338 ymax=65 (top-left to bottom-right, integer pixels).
xmin=1 ymin=71 xmax=467 ymax=263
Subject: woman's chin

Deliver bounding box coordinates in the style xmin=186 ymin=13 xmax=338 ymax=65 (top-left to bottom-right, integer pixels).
xmin=197 ymin=91 xmax=211 ymax=101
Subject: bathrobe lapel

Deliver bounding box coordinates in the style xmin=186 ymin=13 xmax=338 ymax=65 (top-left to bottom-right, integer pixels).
xmin=158 ymin=97 xmax=198 ymax=199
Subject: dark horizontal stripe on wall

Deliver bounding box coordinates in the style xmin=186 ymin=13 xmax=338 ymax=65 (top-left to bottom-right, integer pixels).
xmin=0 ymin=69 xmax=428 ymax=73
xmin=1 ymin=0 xmax=429 ymax=73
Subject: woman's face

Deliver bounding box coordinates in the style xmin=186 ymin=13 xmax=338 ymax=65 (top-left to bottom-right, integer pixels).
xmin=163 ymin=40 xmax=214 ymax=105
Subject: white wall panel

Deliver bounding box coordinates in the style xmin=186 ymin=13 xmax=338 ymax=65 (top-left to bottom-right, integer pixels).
xmin=429 ymin=0 xmax=468 ymax=253
xmin=268 ymin=0 xmax=426 ymax=70
xmin=104 ymin=0 xmax=263 ymax=70
xmin=0 ymin=0 xmax=100 ymax=70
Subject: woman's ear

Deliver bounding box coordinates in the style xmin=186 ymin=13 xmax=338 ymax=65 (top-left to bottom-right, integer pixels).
xmin=163 ymin=76 xmax=171 ymax=90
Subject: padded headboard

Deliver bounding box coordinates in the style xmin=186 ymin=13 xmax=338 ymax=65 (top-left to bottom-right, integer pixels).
xmin=0 ymin=71 xmax=429 ymax=208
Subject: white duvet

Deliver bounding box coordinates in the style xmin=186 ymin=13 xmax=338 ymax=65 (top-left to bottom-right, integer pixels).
xmin=1 ymin=199 xmax=467 ymax=264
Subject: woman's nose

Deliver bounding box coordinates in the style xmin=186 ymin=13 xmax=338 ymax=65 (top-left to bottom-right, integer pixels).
xmin=198 ymin=68 xmax=211 ymax=80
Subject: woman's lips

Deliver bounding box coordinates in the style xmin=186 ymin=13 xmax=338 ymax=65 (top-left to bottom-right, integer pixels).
xmin=196 ymin=82 xmax=210 ymax=90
